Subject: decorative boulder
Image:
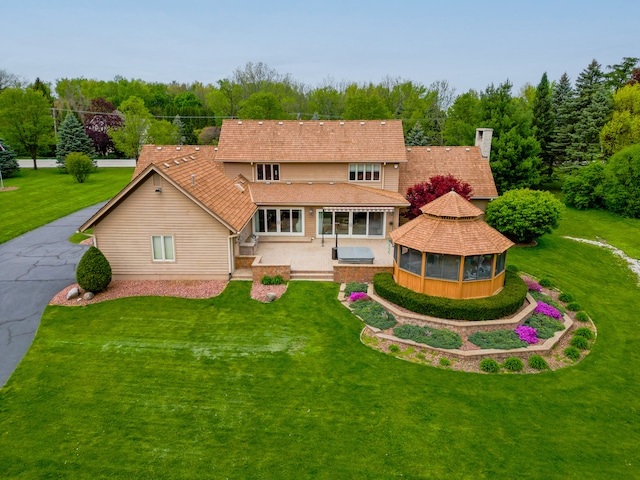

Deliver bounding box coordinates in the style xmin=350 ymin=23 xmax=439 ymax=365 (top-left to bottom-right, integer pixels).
xmin=266 ymin=292 xmax=277 ymax=302
xmin=83 ymin=291 xmax=95 ymax=300
xmin=66 ymin=287 xmax=80 ymax=300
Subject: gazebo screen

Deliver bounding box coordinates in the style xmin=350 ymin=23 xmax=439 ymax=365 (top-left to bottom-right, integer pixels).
xmin=398 ymin=246 xmax=422 ymax=275
xmin=425 ymin=253 xmax=460 ymax=281
xmin=463 ymin=254 xmax=494 ymax=281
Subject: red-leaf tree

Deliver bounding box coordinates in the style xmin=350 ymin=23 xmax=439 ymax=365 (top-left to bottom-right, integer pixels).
xmin=403 ymin=174 xmax=473 ymax=220
xmin=84 ymin=98 xmax=123 ymax=156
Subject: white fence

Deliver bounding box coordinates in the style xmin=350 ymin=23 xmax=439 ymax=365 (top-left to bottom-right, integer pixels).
xmin=18 ymin=159 xmax=136 ymax=168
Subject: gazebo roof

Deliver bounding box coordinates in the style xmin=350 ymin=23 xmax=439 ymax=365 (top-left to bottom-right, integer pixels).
xmin=391 ymin=191 xmax=514 ymax=256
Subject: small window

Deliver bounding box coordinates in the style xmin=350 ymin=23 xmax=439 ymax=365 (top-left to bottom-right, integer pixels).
xmin=495 ymin=251 xmax=507 ymax=274
xmin=152 ymin=235 xmax=175 ymax=261
xmin=348 ymin=163 xmax=381 ymax=182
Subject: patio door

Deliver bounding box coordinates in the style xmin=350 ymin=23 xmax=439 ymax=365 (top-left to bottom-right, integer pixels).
xmin=317 ymin=210 xmax=386 ymax=238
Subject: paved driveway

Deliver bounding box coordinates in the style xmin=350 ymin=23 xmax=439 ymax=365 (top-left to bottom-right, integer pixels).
xmin=0 ymin=202 xmax=106 ymax=388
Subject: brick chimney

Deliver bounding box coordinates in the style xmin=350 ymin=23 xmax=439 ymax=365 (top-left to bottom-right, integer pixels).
xmin=475 ymin=128 xmax=493 ymax=160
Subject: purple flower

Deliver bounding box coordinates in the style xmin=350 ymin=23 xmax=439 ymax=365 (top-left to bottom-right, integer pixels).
xmin=516 ymin=325 xmax=538 ymax=344
xmin=523 ymin=277 xmax=542 ymax=292
xmin=349 ymin=291 xmax=368 ymax=302
xmin=534 ymin=302 xmax=562 ymax=319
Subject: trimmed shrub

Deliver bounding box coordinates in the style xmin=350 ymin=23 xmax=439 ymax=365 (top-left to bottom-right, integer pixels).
xmin=558 ymin=292 xmax=575 ymax=303
xmin=524 ymin=313 xmax=565 ymax=339
xmin=570 ymin=335 xmax=590 ymax=350
xmin=439 ymin=357 xmax=451 ymax=367
xmin=393 ymin=324 xmax=462 ymax=349
xmin=506 ymin=264 xmax=519 ymax=273
xmin=388 ymin=344 xmax=400 ymax=353
xmin=566 ymin=302 xmax=582 ymax=311
xmin=261 ymin=275 xmax=285 ymax=285
xmin=76 ymin=246 xmax=112 ymax=293
xmin=479 ymin=358 xmax=501 ymax=373
xmin=502 ymin=357 xmax=524 ymax=372
xmin=351 ymin=300 xmax=396 ymax=329
xmin=373 ymin=270 xmax=527 ymax=321
xmin=66 ymin=152 xmax=94 ymax=183
xmin=528 ymin=355 xmax=549 ymax=370
xmin=573 ymin=327 xmax=595 ymax=340
xmin=575 ymin=311 xmax=590 ymax=322
xmin=468 ymin=330 xmax=527 ymax=350
xmin=344 ymin=282 xmax=368 ymax=297
xmin=564 ymin=346 xmax=581 ymax=361
xmin=538 ymin=278 xmax=554 ymax=288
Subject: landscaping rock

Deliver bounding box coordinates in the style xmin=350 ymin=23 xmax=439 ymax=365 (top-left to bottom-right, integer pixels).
xmin=266 ymin=292 xmax=277 ymax=302
xmin=83 ymin=291 xmax=95 ymax=300
xmin=66 ymin=287 xmax=80 ymax=300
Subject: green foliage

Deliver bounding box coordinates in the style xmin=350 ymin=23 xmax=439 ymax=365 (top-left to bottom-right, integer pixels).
xmin=405 ymin=122 xmax=429 ymax=146
xmin=108 ymin=96 xmax=152 ymax=160
xmin=549 ymin=72 xmax=575 ymax=167
xmin=558 ymin=292 xmax=575 ymax=303
xmin=528 ymin=291 xmax=566 ymax=313
xmin=602 ymin=144 xmax=640 ymax=218
xmin=393 ymin=324 xmax=462 ymax=349
xmin=502 ymin=357 xmax=524 ymax=372
xmin=485 ymin=188 xmax=564 ymax=243
xmin=76 ymin=246 xmax=112 ymax=293
xmin=506 ymin=264 xmax=519 ymax=273
xmin=538 ymin=278 xmax=554 ymax=288
xmin=564 ymin=346 xmax=581 ymax=361
xmin=443 ymin=90 xmax=481 ymax=145
xmin=468 ymin=330 xmax=527 ymax=349
xmin=528 ymin=355 xmax=549 ymax=370
xmin=239 ymin=92 xmax=288 ymax=120
xmin=575 ymin=311 xmax=590 ymax=322
xmin=562 ymin=161 xmax=606 ymax=210
xmin=388 ymin=344 xmax=401 ymax=354
xmin=65 ymin=152 xmax=94 ymax=183
xmin=344 ymin=282 xmax=368 ymax=297
xmin=147 ymin=119 xmax=181 ymax=144
xmin=56 ymin=113 xmax=94 ymax=168
xmin=0 ymin=139 xmax=19 ymax=178
xmin=570 ymin=335 xmax=590 ymax=350
xmin=439 ymin=357 xmax=451 ymax=367
xmin=524 ymin=314 xmax=565 ymax=339
xmin=573 ymin=327 xmax=595 ymax=340
xmin=343 ymin=86 xmax=392 ymax=120
xmin=373 ymin=270 xmax=527 ymax=321
xmin=533 ymin=73 xmax=555 ymax=178
xmin=350 ymin=300 xmax=396 ymax=330
xmin=260 ymin=275 xmax=285 ymax=285
xmin=479 ymin=358 xmax=501 ymax=373
xmin=600 ymin=83 xmax=640 ymax=156
xmin=566 ymin=302 xmax=581 ymax=311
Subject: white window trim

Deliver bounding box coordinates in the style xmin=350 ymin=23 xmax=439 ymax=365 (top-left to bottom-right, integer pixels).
xmin=151 ymin=235 xmax=175 ymax=262
xmin=253 ymin=207 xmax=304 ymax=236
xmin=348 ymin=163 xmax=381 ymax=182
xmin=316 ymin=210 xmax=386 ymax=238
xmin=256 ymin=163 xmax=280 ymax=182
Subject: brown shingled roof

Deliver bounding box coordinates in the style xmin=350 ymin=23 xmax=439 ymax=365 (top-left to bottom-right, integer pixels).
xmin=420 ymin=190 xmax=484 ymax=217
xmin=134 ymin=145 xmax=217 ymax=178
xmin=216 ymin=120 xmax=408 ymax=163
xmin=399 ymin=146 xmax=498 ymax=199
xmin=248 ymin=182 xmax=410 ymax=207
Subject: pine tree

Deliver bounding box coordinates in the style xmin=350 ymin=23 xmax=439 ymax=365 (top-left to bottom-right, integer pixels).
xmin=532 ymin=73 xmax=555 ymax=178
xmin=172 ymin=115 xmax=185 ymax=144
xmin=549 ymin=73 xmax=575 ymax=166
xmin=56 ymin=113 xmax=94 ymax=169
xmin=0 ymin=139 xmax=20 ymax=179
xmin=405 ymin=122 xmax=429 ymax=146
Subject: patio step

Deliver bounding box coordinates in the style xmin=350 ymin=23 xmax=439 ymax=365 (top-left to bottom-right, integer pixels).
xmin=290 ymin=270 xmax=334 ymax=281
xmin=231 ymin=268 xmax=253 ymax=280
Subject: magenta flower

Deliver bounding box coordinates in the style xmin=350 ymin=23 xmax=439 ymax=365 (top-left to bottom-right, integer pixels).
xmin=516 ymin=325 xmax=538 ymax=344
xmin=349 ymin=291 xmax=368 ymax=302
xmin=535 ymin=302 xmax=562 ymax=319
xmin=523 ymin=278 xmax=542 ymax=292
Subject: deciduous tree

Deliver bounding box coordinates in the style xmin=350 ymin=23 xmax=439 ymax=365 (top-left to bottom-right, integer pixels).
xmin=403 ymin=175 xmax=473 ymax=220
xmin=108 ymin=96 xmax=152 ymax=161
xmin=600 ymin=83 xmax=640 ymax=156
xmin=603 ymin=144 xmax=640 ymax=218
xmin=238 ymin=92 xmax=288 ymax=120
xmin=84 ymin=98 xmax=123 ymax=156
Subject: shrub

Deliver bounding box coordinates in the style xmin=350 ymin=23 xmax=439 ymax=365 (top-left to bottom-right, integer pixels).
xmin=373 ymin=270 xmax=527 ymax=321
xmin=76 ymin=246 xmax=112 ymax=293
xmin=484 ymin=188 xmax=564 ymax=244
xmin=393 ymin=324 xmax=463 ymax=349
xmin=564 ymin=346 xmax=581 ymax=361
xmin=562 ymin=161 xmax=606 ymax=210
xmin=528 ymin=355 xmax=549 ymax=370
xmin=515 ymin=325 xmax=538 ymax=344
xmin=66 ymin=152 xmax=94 ymax=183
xmin=570 ymin=335 xmax=590 ymax=350
xmin=567 ymin=302 xmax=582 ymax=311
xmin=261 ymin=275 xmax=285 ymax=285
xmin=388 ymin=344 xmax=400 ymax=353
xmin=558 ymin=292 xmax=575 ymax=303
xmin=351 ymin=300 xmax=396 ymax=330
xmin=573 ymin=327 xmax=595 ymax=340
xmin=506 ymin=264 xmax=519 ymax=273
xmin=575 ymin=311 xmax=590 ymax=322
xmin=0 ymin=139 xmax=19 ymax=179
xmin=502 ymin=357 xmax=524 ymax=372
xmin=344 ymin=282 xmax=368 ymax=297
xmin=479 ymin=358 xmax=501 ymax=373
xmin=468 ymin=330 xmax=527 ymax=349
xmin=439 ymin=357 xmax=451 ymax=367
xmin=603 ymin=144 xmax=640 ymax=218
xmin=524 ymin=313 xmax=565 ymax=339
xmin=538 ymin=278 xmax=554 ymax=288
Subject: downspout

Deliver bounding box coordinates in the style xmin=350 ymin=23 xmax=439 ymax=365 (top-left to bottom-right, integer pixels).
xmin=228 ymin=234 xmax=239 ymax=280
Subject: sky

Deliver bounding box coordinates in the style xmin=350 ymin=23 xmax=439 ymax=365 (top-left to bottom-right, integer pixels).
xmin=3 ymin=0 xmax=638 ymax=96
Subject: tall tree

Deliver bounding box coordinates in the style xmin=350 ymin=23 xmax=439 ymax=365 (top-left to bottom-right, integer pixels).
xmin=549 ymin=73 xmax=575 ymax=167
xmin=0 ymin=88 xmax=54 ymax=169
xmin=0 ymin=69 xmax=22 ymax=92
xmin=108 ymin=96 xmax=152 ymax=161
xmin=403 ymin=175 xmax=473 ymax=220
xmin=600 ymin=83 xmax=640 ymax=157
xmin=84 ymin=98 xmax=123 ymax=156
xmin=56 ymin=113 xmax=95 ymax=168
xmin=343 ymin=84 xmax=392 ymax=120
xmin=605 ymin=57 xmax=640 ymax=91
xmin=405 ymin=122 xmax=429 ymax=146
xmin=443 ymin=90 xmax=480 ymax=146
xmin=238 ymin=92 xmax=288 ymax=120
xmin=532 ymin=73 xmax=555 ymax=178
xmin=147 ymin=119 xmax=181 ymax=144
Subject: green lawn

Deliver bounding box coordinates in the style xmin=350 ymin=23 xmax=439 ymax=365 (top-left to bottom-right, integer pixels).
xmin=0 ymin=168 xmax=133 ymax=244
xmin=0 ymin=209 xmax=639 ymax=478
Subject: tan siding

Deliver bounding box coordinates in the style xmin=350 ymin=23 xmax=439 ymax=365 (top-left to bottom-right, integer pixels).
xmin=94 ymin=177 xmax=231 ymax=280
xmin=280 ymin=163 xmax=349 ymax=183
xmin=224 ymin=162 xmax=253 ymax=181
xmin=382 ymin=164 xmax=400 ymax=191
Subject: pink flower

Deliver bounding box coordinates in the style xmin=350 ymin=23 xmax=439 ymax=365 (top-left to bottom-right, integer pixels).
xmin=516 ymin=325 xmax=538 ymax=344
xmin=349 ymin=291 xmax=368 ymax=302
xmin=535 ymin=302 xmax=562 ymax=319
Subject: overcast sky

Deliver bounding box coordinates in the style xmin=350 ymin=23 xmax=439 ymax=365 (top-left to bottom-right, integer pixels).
xmin=3 ymin=0 xmax=638 ymax=95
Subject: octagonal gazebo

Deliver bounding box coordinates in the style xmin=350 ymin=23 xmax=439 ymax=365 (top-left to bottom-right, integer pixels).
xmin=390 ymin=191 xmax=514 ymax=300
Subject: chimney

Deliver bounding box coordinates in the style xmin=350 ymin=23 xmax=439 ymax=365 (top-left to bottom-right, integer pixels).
xmin=475 ymin=128 xmax=493 ymax=160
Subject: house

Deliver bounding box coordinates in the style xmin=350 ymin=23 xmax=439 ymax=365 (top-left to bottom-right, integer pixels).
xmin=79 ymin=121 xmax=498 ymax=281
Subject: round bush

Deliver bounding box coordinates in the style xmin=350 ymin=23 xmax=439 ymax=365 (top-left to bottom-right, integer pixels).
xmin=539 ymin=278 xmax=553 ymax=288
xmin=570 ymin=335 xmax=590 ymax=350
xmin=567 ymin=302 xmax=581 ymax=311
xmin=506 ymin=264 xmax=519 ymax=273
xmin=76 ymin=246 xmax=112 ymax=293
xmin=558 ymin=292 xmax=575 ymax=303
xmin=502 ymin=357 xmax=524 ymax=372
xmin=66 ymin=152 xmax=94 ymax=183
xmin=439 ymin=357 xmax=451 ymax=367
xmin=388 ymin=344 xmax=400 ymax=354
xmin=575 ymin=311 xmax=590 ymax=322
xmin=528 ymin=355 xmax=549 ymax=370
xmin=573 ymin=327 xmax=595 ymax=340
xmin=564 ymin=346 xmax=581 ymax=361
xmin=479 ymin=358 xmax=501 ymax=373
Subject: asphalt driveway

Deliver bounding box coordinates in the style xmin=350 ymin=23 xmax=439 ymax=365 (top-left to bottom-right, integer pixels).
xmin=0 ymin=202 xmax=106 ymax=388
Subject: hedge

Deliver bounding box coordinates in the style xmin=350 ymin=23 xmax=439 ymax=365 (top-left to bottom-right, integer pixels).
xmin=372 ymin=270 xmax=527 ymax=321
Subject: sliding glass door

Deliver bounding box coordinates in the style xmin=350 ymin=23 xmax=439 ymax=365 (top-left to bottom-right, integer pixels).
xmin=317 ymin=210 xmax=386 ymax=237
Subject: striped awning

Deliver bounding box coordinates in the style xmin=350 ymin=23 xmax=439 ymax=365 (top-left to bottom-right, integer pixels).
xmin=322 ymin=206 xmax=395 ymax=213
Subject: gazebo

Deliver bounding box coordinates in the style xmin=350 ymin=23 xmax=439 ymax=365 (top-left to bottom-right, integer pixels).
xmin=390 ymin=191 xmax=514 ymax=300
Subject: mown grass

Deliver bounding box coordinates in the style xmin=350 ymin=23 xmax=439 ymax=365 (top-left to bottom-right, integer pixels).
xmin=0 ymin=168 xmax=133 ymax=244
xmin=0 ymin=209 xmax=639 ymax=478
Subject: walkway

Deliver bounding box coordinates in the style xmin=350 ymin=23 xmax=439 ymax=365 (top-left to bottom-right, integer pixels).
xmin=0 ymin=202 xmax=106 ymax=388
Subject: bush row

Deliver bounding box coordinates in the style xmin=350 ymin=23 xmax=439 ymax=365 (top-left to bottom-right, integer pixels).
xmin=372 ymin=270 xmax=527 ymax=321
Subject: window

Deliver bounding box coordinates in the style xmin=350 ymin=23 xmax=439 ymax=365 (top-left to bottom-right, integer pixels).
xmin=349 ymin=163 xmax=380 ymax=182
xmin=425 ymin=253 xmax=460 ymax=281
xmin=463 ymin=254 xmax=494 ymax=281
xmin=254 ymin=208 xmax=303 ymax=234
xmin=151 ymin=235 xmax=175 ymax=261
xmin=495 ymin=251 xmax=507 ymax=275
xmin=256 ymin=164 xmax=280 ymax=181
xmin=317 ymin=211 xmax=386 ymax=237
xmin=399 ymin=246 xmax=423 ymax=275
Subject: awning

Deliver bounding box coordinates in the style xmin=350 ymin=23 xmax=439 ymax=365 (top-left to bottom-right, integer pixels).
xmin=321 ymin=206 xmax=395 ymax=213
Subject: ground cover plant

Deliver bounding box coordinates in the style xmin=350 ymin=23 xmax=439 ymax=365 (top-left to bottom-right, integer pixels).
xmin=393 ymin=323 xmax=463 ymax=349
xmin=1 ymin=206 xmax=639 ymax=478
xmin=468 ymin=329 xmax=528 ymax=349
xmin=0 ymin=167 xmax=133 ymax=244
xmin=349 ymin=299 xmax=396 ymax=329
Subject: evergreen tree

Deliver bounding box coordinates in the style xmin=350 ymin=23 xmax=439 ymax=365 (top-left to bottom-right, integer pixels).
xmin=172 ymin=115 xmax=186 ymax=144
xmin=549 ymin=73 xmax=575 ymax=166
xmin=532 ymin=73 xmax=555 ymax=178
xmin=405 ymin=122 xmax=429 ymax=146
xmin=56 ymin=113 xmax=94 ymax=168
xmin=0 ymin=139 xmax=20 ymax=179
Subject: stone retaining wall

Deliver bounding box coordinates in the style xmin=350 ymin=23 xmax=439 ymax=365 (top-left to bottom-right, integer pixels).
xmin=251 ymin=256 xmax=291 ymax=282
xmin=235 ymin=255 xmax=256 ymax=269
xmin=333 ymin=265 xmax=393 ymax=284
